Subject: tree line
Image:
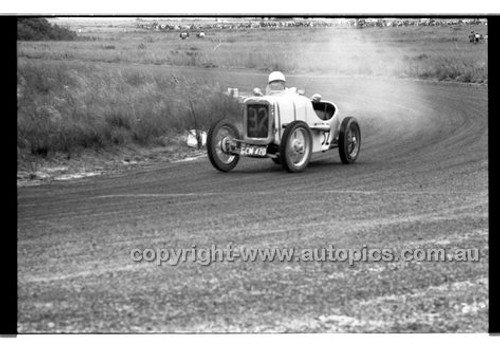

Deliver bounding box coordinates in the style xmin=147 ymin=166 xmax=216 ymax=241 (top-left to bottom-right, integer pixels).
xmin=18 ymin=18 xmax=77 ymax=41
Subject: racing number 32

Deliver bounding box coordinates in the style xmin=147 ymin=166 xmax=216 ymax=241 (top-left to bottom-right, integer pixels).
xmin=247 ymin=105 xmax=269 ymax=138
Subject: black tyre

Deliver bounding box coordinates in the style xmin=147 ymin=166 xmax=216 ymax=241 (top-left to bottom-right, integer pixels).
xmin=207 ymin=119 xmax=240 ymax=172
xmin=280 ymin=121 xmax=313 ymax=173
xmin=338 ymin=117 xmax=361 ymax=164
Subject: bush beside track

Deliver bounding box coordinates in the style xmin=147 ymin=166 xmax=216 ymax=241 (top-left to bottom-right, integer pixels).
xmin=17 ymin=59 xmax=240 ymax=160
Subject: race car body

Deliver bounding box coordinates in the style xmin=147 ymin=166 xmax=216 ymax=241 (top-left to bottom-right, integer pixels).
xmin=207 ymin=89 xmax=360 ymax=173
xmin=242 ymin=93 xmax=339 ymax=151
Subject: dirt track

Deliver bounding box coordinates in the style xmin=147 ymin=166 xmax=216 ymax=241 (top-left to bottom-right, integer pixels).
xmin=17 ymin=71 xmax=488 ymax=332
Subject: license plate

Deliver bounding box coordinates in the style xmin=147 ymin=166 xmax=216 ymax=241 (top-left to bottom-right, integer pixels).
xmin=240 ymin=145 xmax=267 ymax=157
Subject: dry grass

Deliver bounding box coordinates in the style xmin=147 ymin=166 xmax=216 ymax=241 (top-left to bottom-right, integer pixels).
xmin=18 ymin=25 xmax=488 ymax=81
xmin=17 ymin=59 xmax=240 ymax=158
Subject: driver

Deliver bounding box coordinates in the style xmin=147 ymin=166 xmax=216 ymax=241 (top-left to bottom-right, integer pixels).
xmin=266 ymin=71 xmax=287 ymax=94
xmin=252 ymin=71 xmax=299 ymax=96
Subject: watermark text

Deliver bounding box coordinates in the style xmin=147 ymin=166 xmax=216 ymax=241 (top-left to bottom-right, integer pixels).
xmin=130 ymin=244 xmax=481 ymax=267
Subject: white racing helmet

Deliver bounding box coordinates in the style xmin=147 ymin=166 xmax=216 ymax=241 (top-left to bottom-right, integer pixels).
xmin=268 ymin=71 xmax=286 ymax=83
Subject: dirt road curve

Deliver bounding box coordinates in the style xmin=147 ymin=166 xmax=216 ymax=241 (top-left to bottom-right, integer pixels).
xmin=18 ymin=72 xmax=488 ymax=332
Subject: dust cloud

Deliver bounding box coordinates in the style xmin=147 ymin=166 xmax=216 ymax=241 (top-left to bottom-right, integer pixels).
xmin=285 ymin=27 xmax=431 ymax=147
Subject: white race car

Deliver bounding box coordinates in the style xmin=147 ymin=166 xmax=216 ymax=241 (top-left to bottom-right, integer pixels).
xmin=207 ymin=89 xmax=361 ymax=173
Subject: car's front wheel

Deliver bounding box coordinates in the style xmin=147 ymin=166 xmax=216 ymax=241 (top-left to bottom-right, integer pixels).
xmin=338 ymin=116 xmax=361 ymax=164
xmin=280 ymin=121 xmax=313 ymax=173
xmin=207 ymin=119 xmax=240 ymax=172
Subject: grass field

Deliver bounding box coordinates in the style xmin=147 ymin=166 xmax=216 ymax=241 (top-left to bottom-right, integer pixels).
xmin=19 ymin=24 xmax=488 ymax=80
xmin=17 ymin=19 xmax=488 ymax=166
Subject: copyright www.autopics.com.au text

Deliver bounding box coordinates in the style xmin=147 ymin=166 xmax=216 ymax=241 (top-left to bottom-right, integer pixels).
xmin=129 ymin=244 xmax=482 ymax=267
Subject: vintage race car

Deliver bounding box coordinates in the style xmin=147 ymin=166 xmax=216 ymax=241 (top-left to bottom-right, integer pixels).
xmin=207 ymin=89 xmax=361 ymax=173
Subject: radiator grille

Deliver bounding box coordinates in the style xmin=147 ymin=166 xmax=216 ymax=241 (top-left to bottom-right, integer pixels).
xmin=247 ymin=104 xmax=269 ymax=138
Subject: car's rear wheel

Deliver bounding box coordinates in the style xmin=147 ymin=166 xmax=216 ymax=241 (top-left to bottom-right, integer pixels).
xmin=338 ymin=116 xmax=361 ymax=164
xmin=280 ymin=121 xmax=312 ymax=173
xmin=207 ymin=119 xmax=240 ymax=172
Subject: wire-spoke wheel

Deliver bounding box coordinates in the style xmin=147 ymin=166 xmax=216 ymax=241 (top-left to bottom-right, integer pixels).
xmin=339 ymin=116 xmax=361 ymax=164
xmin=280 ymin=121 xmax=312 ymax=173
xmin=207 ymin=119 xmax=240 ymax=172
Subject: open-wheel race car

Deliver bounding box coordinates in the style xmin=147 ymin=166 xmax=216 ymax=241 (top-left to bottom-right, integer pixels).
xmin=207 ymin=81 xmax=361 ymax=173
